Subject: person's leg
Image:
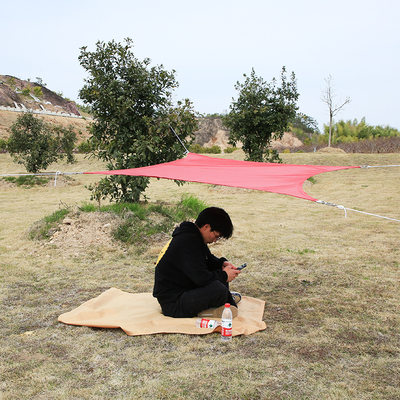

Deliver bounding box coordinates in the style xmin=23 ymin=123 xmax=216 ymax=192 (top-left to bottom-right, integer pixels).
xmin=169 ymin=280 xmax=234 ymax=318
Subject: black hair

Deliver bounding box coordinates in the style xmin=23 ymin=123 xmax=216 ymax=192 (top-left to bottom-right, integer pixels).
xmin=195 ymin=207 xmax=233 ymax=239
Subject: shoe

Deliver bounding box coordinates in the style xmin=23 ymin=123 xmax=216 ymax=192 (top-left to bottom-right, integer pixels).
xmin=230 ymin=291 xmax=242 ymax=305
xmin=198 ymin=304 xmax=238 ymax=319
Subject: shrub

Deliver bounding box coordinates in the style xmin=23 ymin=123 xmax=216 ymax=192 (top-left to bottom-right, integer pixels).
xmin=189 ymin=144 xmax=203 ymax=153
xmin=33 ymin=86 xmax=43 ymax=97
xmin=77 ymin=140 xmax=92 ymax=153
xmin=189 ymin=144 xmax=222 ymax=154
xmin=224 ymin=146 xmax=237 ymax=154
xmin=21 ymin=88 xmax=30 ymax=96
xmin=207 ymin=145 xmax=222 ymax=154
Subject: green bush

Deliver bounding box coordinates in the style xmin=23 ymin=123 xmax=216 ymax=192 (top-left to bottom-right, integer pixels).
xmin=21 ymin=87 xmax=31 ymax=96
xmin=33 ymin=86 xmax=43 ymax=97
xmin=207 ymin=145 xmax=222 ymax=154
xmin=224 ymin=146 xmax=237 ymax=153
xmin=189 ymin=144 xmax=222 ymax=154
xmin=189 ymin=144 xmax=204 ymax=153
xmin=77 ymin=140 xmax=92 ymax=153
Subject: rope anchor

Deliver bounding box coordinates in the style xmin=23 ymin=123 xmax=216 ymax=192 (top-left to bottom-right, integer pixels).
xmin=317 ymin=200 xmax=400 ymax=222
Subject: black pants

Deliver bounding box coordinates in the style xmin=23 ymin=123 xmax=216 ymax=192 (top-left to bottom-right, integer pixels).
xmin=160 ymin=280 xmax=236 ymax=318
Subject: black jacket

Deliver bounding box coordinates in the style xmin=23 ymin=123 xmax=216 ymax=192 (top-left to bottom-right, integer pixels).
xmin=153 ymin=221 xmax=228 ymax=305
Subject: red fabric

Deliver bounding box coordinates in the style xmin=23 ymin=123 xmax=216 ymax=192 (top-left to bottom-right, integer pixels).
xmin=85 ymin=153 xmax=360 ymax=202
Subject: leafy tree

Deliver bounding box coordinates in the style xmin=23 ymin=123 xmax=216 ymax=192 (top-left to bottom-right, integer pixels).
xmin=291 ymin=113 xmax=319 ymax=135
xmin=7 ymin=113 xmax=77 ymax=173
xmin=223 ymin=67 xmax=298 ymax=162
xmin=78 ymin=38 xmax=198 ymax=203
xmin=290 ymin=112 xmax=320 ymax=145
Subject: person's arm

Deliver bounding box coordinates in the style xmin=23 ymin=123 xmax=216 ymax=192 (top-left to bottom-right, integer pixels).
xmin=207 ymin=252 xmax=240 ymax=283
xmin=206 ymin=248 xmax=226 ymax=271
xmin=222 ymin=262 xmax=240 ymax=282
xmin=176 ymin=235 xmax=228 ymax=286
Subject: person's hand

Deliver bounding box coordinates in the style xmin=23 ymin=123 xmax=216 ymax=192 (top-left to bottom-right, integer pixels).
xmin=222 ymin=261 xmax=236 ymax=269
xmin=223 ymin=263 xmax=240 ymax=282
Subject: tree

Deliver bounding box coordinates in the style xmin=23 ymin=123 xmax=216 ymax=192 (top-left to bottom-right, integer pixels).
xmin=291 ymin=112 xmax=319 ymax=135
xmin=290 ymin=112 xmax=321 ymax=149
xmin=78 ymin=38 xmax=198 ymax=203
xmin=34 ymin=77 xmax=46 ymax=87
xmin=223 ymin=67 xmax=299 ymax=162
xmin=321 ymin=75 xmax=351 ymax=147
xmin=7 ymin=113 xmax=77 ymax=173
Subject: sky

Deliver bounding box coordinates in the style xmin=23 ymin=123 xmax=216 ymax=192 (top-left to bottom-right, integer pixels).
xmin=1 ymin=0 xmax=399 ymax=131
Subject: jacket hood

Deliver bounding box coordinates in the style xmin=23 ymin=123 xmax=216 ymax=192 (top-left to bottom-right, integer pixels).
xmin=172 ymin=221 xmax=200 ymax=238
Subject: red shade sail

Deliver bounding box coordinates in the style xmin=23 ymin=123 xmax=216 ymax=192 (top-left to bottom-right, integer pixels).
xmin=85 ymin=152 xmax=360 ymax=202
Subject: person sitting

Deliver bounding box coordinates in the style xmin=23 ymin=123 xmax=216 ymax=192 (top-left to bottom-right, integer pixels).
xmin=153 ymin=206 xmax=241 ymax=318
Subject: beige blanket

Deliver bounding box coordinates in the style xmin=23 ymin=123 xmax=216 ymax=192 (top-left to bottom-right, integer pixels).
xmin=58 ymin=288 xmax=266 ymax=336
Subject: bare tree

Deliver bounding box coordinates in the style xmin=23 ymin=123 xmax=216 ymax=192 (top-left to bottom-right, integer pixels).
xmin=322 ymin=75 xmax=351 ymax=147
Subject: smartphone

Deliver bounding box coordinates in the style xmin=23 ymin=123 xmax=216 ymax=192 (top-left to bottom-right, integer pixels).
xmin=237 ymin=263 xmax=247 ymax=271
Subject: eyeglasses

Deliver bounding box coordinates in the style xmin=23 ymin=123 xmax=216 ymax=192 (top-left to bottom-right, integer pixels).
xmin=212 ymin=231 xmax=222 ymax=241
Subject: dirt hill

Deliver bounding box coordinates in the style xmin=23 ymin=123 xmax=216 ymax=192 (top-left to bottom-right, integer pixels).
xmin=0 ymin=75 xmax=80 ymax=115
xmin=0 ymin=75 xmax=91 ymax=139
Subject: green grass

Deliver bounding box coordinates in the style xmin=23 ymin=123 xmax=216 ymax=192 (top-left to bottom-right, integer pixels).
xmin=110 ymin=195 xmax=207 ymax=245
xmin=43 ymin=209 xmax=70 ymax=224
xmin=2 ymin=175 xmax=50 ymax=187
xmin=29 ymin=208 xmax=70 ymax=240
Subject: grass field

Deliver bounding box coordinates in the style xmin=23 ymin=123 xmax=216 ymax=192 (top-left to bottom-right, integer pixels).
xmin=0 ymin=151 xmax=399 ymax=399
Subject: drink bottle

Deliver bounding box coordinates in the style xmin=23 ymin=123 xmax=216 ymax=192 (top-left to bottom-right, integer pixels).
xmin=195 ymin=318 xmax=220 ymax=329
xmin=221 ymin=303 xmax=233 ymax=341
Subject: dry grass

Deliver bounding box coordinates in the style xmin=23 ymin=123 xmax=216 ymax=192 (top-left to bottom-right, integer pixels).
xmin=1 ymin=151 xmax=399 ymax=399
